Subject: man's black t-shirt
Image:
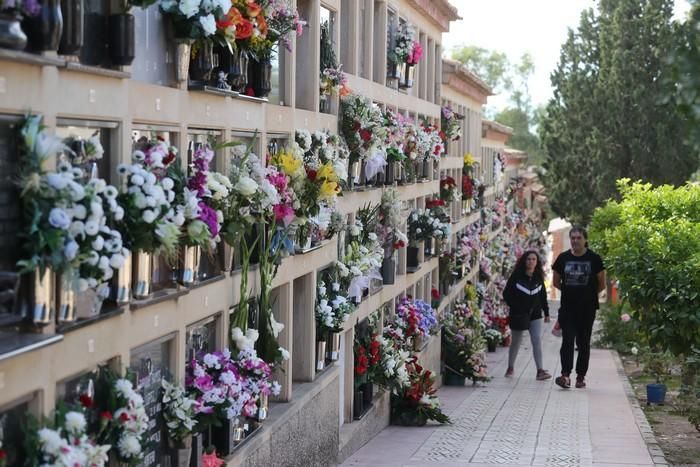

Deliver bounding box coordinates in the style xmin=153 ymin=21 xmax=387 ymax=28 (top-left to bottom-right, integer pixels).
xmin=553 ymin=249 xmax=605 ymax=311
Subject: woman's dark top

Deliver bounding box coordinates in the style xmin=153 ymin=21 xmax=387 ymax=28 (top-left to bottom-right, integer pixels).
xmin=503 ymin=272 xmax=549 ymax=326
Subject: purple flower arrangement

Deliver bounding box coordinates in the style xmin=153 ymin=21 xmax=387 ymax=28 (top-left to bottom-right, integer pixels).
xmin=1 ymin=0 xmax=41 ymax=16
xmin=186 ymin=347 xmax=280 ymax=428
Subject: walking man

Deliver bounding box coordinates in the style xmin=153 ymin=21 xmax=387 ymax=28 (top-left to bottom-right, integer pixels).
xmin=552 ymin=226 xmax=606 ymax=389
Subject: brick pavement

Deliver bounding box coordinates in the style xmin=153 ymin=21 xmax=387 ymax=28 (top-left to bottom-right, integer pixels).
xmin=341 ymin=309 xmax=663 ymax=467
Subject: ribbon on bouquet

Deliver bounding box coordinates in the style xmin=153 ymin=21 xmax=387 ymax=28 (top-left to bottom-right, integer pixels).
xmin=364 ymin=149 xmax=387 ymax=181
xmin=347 ymin=267 xmax=384 ymax=300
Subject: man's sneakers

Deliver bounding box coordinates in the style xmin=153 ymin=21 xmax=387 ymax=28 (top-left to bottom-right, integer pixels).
xmin=555 ymin=374 xmax=571 ymax=389
xmin=555 ymin=374 xmax=586 ymax=389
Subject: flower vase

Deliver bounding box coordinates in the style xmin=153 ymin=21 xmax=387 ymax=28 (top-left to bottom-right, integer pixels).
xmin=23 ymin=267 xmax=54 ymax=325
xmin=23 ymin=0 xmax=63 ymax=52
xmin=74 ymin=283 xmax=109 ymax=320
xmin=112 ymin=254 xmax=131 ymax=304
xmin=487 ymin=340 xmax=497 ymax=352
xmin=399 ymin=63 xmax=415 ymax=89
xmin=422 ymin=158 xmax=432 ymax=180
xmin=232 ymin=48 xmax=249 ymax=93
xmin=361 ymin=382 xmax=373 ymax=405
xmin=353 ymin=390 xmax=364 ymax=419
xmin=57 ymin=0 xmax=82 ymax=55
xmin=349 ymin=160 xmax=361 ymax=190
xmin=174 ymin=39 xmax=193 ymax=83
xmin=257 ymin=393 xmax=269 ymax=421
xmin=412 ymin=161 xmax=421 ymax=183
xmin=424 ymin=238 xmax=434 ymax=258
xmin=316 ymin=340 xmax=327 ymax=371
xmin=407 ymin=244 xmax=421 ymax=271
xmin=412 ymin=334 xmax=423 ymax=352
xmin=0 ymin=14 xmax=27 ymax=50
xmin=384 ymin=160 xmax=395 ymax=185
xmin=210 ymin=417 xmax=236 ymax=456
xmin=190 ymin=432 xmax=204 ymax=467
xmin=444 ymin=372 xmax=466 ymax=386
xmin=222 ymin=242 xmax=235 ymax=272
xmin=391 ymin=409 xmax=427 ymax=426
xmin=381 ymin=256 xmax=396 ymax=284
xmin=132 ymin=250 xmax=153 ymax=299
xmin=57 ymin=273 xmax=76 ymax=323
xmin=250 ymin=57 xmax=272 ymax=98
xmin=108 ymin=13 xmax=135 ymax=66
xmin=387 ymin=61 xmax=401 ymax=79
xmin=181 ymin=245 xmax=201 ymax=286
xmin=328 ymin=332 xmax=341 ymax=361
xmin=319 ymin=94 xmax=331 ymax=113
xmin=189 ymin=40 xmax=214 ymax=86
xmin=169 ymin=435 xmax=192 ymax=467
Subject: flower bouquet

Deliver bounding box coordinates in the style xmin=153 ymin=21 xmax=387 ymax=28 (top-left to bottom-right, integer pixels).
xmin=158 ymin=0 xmax=233 ymax=47
xmin=340 ymin=94 xmax=387 ymax=182
xmin=23 ymin=408 xmax=111 ymax=466
xmin=161 ymin=379 xmax=198 ymax=449
xmin=392 ymin=298 xmax=438 ymax=351
xmin=441 ymin=105 xmax=464 ymax=143
xmin=439 ymin=175 xmax=459 ymax=202
xmin=316 ymin=271 xmax=354 ymax=334
xmin=388 ymin=21 xmax=415 ymax=65
xmin=17 ymin=116 xmax=127 ymax=320
xmin=390 ymin=357 xmax=450 ymax=426
xmin=117 ymin=137 xmax=183 ymax=259
xmin=442 ymin=301 xmax=490 ymax=384
xmin=91 ymin=368 xmax=149 ymax=465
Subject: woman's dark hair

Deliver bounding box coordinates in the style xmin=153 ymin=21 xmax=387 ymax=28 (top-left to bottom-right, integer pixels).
xmin=511 ymin=250 xmax=545 ymax=281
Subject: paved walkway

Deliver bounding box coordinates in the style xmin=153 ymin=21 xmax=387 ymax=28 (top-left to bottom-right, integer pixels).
xmin=342 ymin=309 xmax=663 ymax=467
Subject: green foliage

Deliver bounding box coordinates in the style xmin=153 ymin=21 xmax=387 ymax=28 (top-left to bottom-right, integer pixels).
xmin=450 ymin=45 xmax=511 ymax=92
xmin=494 ymin=107 xmax=545 ymax=165
xmin=590 ymin=181 xmax=700 ymax=356
xmin=595 ymin=303 xmax=643 ymax=354
xmin=641 ymin=349 xmax=675 ymax=384
xmin=540 ymin=0 xmax=699 ymax=224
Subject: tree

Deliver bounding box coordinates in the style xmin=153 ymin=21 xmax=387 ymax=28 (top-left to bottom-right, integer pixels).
xmin=451 ymin=48 xmax=544 ymax=164
xmin=540 ymin=0 xmax=699 ymax=224
xmin=450 ymin=45 xmax=512 ymax=92
xmin=589 ymin=180 xmax=700 ymax=356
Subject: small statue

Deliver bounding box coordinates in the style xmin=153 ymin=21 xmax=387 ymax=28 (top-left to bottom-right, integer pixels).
xmin=215 ymin=70 xmax=231 ymax=91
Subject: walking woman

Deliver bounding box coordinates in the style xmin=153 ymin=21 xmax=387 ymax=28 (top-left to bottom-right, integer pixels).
xmin=502 ymin=250 xmax=552 ymax=380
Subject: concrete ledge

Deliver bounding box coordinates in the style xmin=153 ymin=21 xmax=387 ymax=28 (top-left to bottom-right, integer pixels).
xmin=338 ymin=390 xmax=391 ymax=463
xmin=231 ymin=366 xmax=340 ymax=466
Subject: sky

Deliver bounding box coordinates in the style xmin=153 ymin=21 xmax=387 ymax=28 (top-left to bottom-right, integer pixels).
xmin=443 ymin=0 xmax=691 ymax=111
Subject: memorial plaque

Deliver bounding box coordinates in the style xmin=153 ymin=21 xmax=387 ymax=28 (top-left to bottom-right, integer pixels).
xmin=185 ymin=316 xmax=218 ymax=362
xmin=130 ymin=337 xmax=173 ymax=467
xmin=0 ymin=396 xmax=33 ymax=466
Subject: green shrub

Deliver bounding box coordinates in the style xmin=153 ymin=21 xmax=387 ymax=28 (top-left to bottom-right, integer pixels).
xmin=596 ymin=303 xmax=643 ymax=354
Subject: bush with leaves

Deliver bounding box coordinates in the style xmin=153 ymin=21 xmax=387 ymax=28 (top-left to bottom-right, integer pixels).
xmin=590 ymin=180 xmax=700 ymax=356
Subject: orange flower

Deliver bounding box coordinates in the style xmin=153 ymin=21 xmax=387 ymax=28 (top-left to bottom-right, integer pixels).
xmin=257 ymin=13 xmax=268 ymax=36
xmin=247 ymin=2 xmax=262 ymax=17
xmin=236 ymin=19 xmax=254 ymax=39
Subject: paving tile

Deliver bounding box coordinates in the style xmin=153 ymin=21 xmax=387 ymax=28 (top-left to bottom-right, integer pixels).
xmin=341 ymin=304 xmax=662 ymax=467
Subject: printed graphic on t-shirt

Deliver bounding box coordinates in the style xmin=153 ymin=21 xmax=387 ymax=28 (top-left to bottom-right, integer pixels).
xmin=564 ymin=261 xmax=591 ymax=286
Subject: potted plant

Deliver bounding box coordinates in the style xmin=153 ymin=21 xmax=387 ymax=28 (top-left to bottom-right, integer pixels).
xmin=57 ymin=0 xmax=81 ymax=56
xmin=442 ymin=301 xmax=490 ymax=385
xmin=485 ymin=328 xmax=502 ymax=352
xmin=161 ymin=380 xmax=198 ymax=467
xmin=390 ymin=357 xmax=450 ymax=426
xmin=642 ymin=349 xmax=673 ymax=405
xmin=0 ymin=0 xmax=41 ymax=50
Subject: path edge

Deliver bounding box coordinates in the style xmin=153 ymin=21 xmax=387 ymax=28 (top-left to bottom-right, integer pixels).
xmin=611 ymin=350 xmax=669 ymax=466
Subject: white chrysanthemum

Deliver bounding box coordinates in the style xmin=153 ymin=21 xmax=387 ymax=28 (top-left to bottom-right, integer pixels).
xmin=64 ymin=411 xmax=87 ymax=435
xmin=117 ymin=434 xmax=142 ymax=458
xmin=37 ymin=428 xmax=64 ymax=455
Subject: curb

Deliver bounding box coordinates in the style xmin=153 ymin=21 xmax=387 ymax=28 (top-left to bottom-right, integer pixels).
xmin=611 ymin=350 xmax=669 ymax=466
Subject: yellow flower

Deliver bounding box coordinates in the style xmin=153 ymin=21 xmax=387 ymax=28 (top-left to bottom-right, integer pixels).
xmin=319 ymin=180 xmax=339 ymax=200
xmin=464 ymin=153 xmax=475 ymax=166
xmin=277 ymin=150 xmax=302 ymax=177
xmin=317 ymin=162 xmax=338 ymax=182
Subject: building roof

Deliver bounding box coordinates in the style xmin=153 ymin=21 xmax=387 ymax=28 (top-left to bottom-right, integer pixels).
xmin=442 ymin=59 xmax=493 ymax=104
xmin=405 ymin=0 xmax=461 ymax=32
xmin=482 ymin=120 xmax=513 ymax=144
